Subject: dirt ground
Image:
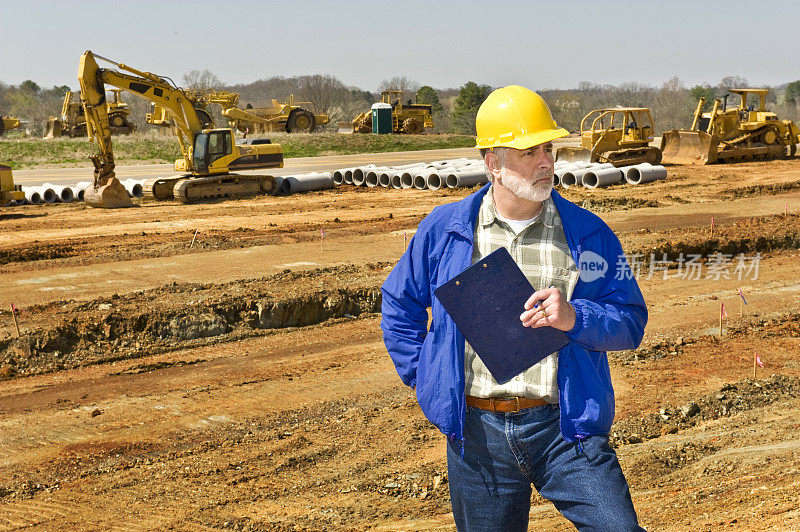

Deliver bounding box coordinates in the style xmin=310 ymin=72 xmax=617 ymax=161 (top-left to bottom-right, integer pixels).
xmin=2 ymin=157 xmax=800 ymax=530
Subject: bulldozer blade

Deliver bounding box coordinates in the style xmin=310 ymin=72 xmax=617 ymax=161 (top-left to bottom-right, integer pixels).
xmin=337 ymin=122 xmax=355 ymax=134
xmin=555 ymin=147 xmax=592 ymax=164
xmin=660 ymin=130 xmax=718 ymax=165
xmin=44 ymin=118 xmax=63 ymax=139
xmin=83 ymin=177 xmax=134 ymax=208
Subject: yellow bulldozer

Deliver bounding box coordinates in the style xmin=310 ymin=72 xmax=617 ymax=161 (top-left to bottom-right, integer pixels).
xmin=555 ymin=108 xmax=661 ymax=166
xmin=45 ymin=89 xmax=136 ymax=138
xmin=0 ymin=115 xmax=22 ymax=137
xmin=0 ymin=164 xmax=25 ymax=205
xmin=661 ymin=89 xmax=800 ymax=165
xmin=77 ymin=50 xmax=283 ymax=208
xmin=147 ymin=90 xmax=328 ymax=134
xmin=340 ymin=90 xmax=434 ymax=134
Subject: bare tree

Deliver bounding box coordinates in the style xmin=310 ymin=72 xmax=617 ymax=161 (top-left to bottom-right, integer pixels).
xmin=652 ymin=76 xmax=692 ymax=132
xmin=378 ymin=76 xmax=420 ymax=102
xmin=719 ymin=75 xmax=749 ymax=91
xmin=297 ymin=74 xmax=350 ymax=116
xmin=182 ymin=70 xmax=223 ymax=90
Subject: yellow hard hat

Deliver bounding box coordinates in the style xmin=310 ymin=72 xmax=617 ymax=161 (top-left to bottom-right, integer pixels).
xmin=475 ymin=85 xmax=569 ymax=150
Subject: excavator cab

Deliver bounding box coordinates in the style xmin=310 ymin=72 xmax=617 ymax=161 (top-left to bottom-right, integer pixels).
xmin=192 ymin=129 xmax=232 ymax=174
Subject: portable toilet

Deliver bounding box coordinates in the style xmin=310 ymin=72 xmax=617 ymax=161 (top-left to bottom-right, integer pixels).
xmin=371 ymin=103 xmax=393 ymax=134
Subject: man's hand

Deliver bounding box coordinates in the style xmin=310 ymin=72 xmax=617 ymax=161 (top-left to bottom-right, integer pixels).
xmin=520 ymin=287 xmax=576 ymax=331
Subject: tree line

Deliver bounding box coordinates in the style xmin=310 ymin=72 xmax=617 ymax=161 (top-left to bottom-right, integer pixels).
xmin=2 ymin=72 xmax=800 ymax=137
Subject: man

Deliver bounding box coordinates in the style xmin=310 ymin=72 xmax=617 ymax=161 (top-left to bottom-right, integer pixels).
xmin=381 ymin=85 xmax=647 ymax=531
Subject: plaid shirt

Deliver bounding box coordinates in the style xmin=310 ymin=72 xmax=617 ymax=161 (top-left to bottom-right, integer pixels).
xmin=465 ymin=187 xmax=579 ymax=402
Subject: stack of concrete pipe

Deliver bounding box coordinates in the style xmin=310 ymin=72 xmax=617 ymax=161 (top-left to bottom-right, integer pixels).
xmin=334 ymin=158 xmax=488 ymax=190
xmin=554 ymin=161 xmax=667 ymax=189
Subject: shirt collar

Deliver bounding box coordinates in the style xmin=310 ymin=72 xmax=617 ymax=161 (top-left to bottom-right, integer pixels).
xmin=481 ymin=184 xmax=557 ymax=229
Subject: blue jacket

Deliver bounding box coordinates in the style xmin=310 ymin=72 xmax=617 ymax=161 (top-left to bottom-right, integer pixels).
xmin=380 ymin=184 xmax=647 ymax=445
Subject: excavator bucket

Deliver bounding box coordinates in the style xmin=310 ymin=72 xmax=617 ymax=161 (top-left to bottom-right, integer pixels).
xmin=44 ymin=118 xmax=64 ymax=139
xmin=555 ymin=147 xmax=592 ymax=164
xmin=660 ymin=130 xmax=718 ymax=165
xmin=83 ymin=177 xmax=134 ymax=208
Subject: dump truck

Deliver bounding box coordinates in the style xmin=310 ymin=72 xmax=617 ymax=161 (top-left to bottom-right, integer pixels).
xmin=661 ymin=89 xmax=800 ymax=165
xmin=0 ymin=164 xmax=25 ymax=205
xmin=77 ymin=50 xmax=283 ymax=208
xmin=0 ymin=115 xmax=22 ymax=137
xmin=555 ymin=108 xmax=661 ymax=166
xmin=45 ymin=89 xmax=135 ymax=138
xmin=340 ymin=90 xmax=434 ymax=134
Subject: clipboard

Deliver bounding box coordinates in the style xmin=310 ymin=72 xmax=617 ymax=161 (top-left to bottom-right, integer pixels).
xmin=434 ymin=247 xmax=569 ymax=384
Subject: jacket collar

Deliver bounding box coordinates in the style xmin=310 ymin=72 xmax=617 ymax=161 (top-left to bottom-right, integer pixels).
xmin=445 ymin=183 xmax=603 ymax=244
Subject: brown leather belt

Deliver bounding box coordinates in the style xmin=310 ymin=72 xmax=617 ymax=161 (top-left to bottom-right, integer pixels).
xmin=466 ymin=395 xmax=549 ymax=413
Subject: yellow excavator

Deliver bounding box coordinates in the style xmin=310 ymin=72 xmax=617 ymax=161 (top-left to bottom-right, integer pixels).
xmin=555 ymin=108 xmax=661 ymax=166
xmin=661 ymin=89 xmax=800 ymax=165
xmin=78 ymin=50 xmax=283 ymax=208
xmin=45 ymin=89 xmax=135 ymax=138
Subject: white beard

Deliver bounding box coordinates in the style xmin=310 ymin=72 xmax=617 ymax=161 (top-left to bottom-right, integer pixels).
xmin=500 ymin=169 xmax=553 ymax=202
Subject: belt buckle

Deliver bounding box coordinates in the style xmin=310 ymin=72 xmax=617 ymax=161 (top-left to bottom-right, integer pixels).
xmin=511 ymin=397 xmax=520 ymax=413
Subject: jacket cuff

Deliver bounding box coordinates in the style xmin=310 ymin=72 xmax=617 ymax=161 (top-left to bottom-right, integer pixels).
xmin=566 ymin=301 xmax=584 ymax=338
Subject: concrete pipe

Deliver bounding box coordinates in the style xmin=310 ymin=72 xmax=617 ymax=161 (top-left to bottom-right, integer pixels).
xmin=400 ymin=172 xmax=416 ymax=189
xmin=281 ymin=172 xmax=334 ymax=194
xmin=552 ymin=173 xmax=561 ymax=188
xmin=426 ymin=171 xmax=445 ymax=190
xmin=390 ymin=173 xmax=403 ymax=189
xmin=23 ymin=187 xmax=42 ymax=205
xmin=445 ymin=170 xmax=489 ymax=188
xmin=378 ymin=171 xmax=391 ymax=188
xmin=343 ymin=168 xmax=356 ymax=185
xmin=273 ymin=176 xmax=286 ymax=194
xmin=560 ymin=168 xmax=592 ymax=189
xmin=413 ymin=174 xmax=428 ymax=190
xmin=121 ymin=179 xmax=144 ymax=198
xmin=582 ymin=168 xmax=624 ymax=189
xmin=590 ymin=163 xmax=615 ymax=170
xmin=36 ymin=185 xmax=58 ymax=203
xmin=625 ymin=164 xmax=667 ymax=185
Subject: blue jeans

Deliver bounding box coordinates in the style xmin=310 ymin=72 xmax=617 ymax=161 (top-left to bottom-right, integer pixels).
xmin=446 ymin=404 xmax=643 ymax=531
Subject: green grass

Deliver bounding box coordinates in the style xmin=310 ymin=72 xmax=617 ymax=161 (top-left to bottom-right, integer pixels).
xmin=0 ymin=133 xmax=476 ymax=169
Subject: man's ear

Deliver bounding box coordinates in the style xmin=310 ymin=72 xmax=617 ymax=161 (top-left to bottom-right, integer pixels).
xmin=484 ymin=150 xmax=502 ymax=181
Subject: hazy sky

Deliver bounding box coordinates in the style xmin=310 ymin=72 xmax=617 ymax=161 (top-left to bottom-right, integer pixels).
xmin=3 ymin=0 xmax=799 ymax=91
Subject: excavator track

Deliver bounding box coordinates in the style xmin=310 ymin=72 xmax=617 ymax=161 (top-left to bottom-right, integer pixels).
xmin=173 ymin=174 xmax=278 ymax=204
xmin=143 ymin=176 xmax=186 ymax=201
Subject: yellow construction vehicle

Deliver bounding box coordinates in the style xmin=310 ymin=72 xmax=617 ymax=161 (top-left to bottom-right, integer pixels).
xmin=661 ymin=89 xmax=800 ymax=165
xmin=0 ymin=164 xmax=25 ymax=205
xmin=555 ymin=108 xmax=661 ymax=166
xmin=0 ymin=115 xmax=22 ymax=137
xmin=340 ymin=90 xmax=434 ymax=134
xmin=44 ymin=89 xmax=135 ymax=138
xmin=78 ymin=50 xmax=283 ymax=208
xmin=147 ymin=91 xmax=328 ymax=134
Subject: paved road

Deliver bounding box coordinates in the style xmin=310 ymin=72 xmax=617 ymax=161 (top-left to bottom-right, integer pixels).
xmin=11 ymin=139 xmax=579 ymax=187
